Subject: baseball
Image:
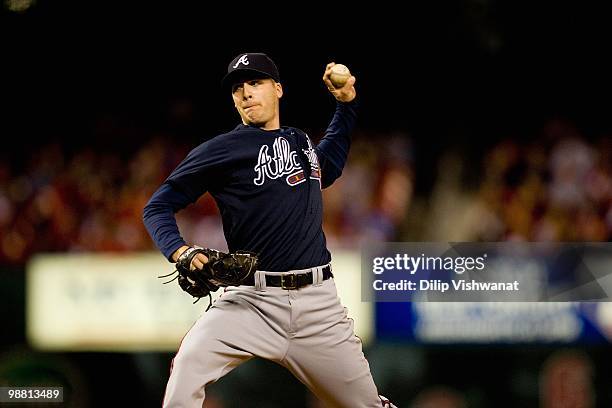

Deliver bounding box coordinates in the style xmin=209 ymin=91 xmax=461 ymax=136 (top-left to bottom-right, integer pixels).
xmin=329 ymin=64 xmax=351 ymax=88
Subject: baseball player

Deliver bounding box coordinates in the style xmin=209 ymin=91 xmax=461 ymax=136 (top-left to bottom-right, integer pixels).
xmin=143 ymin=53 xmax=396 ymax=408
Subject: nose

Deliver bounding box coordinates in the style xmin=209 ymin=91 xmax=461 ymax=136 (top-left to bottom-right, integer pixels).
xmin=242 ymin=82 xmax=253 ymax=99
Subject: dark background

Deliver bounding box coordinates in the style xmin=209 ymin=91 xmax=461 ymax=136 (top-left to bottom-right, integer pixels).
xmin=3 ymin=2 xmax=611 ymax=149
xmin=4 ymin=1 xmax=611 ymax=196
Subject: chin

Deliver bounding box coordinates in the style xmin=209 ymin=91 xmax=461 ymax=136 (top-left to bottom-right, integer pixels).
xmin=246 ymin=116 xmax=268 ymax=128
xmin=245 ymin=119 xmax=263 ymax=127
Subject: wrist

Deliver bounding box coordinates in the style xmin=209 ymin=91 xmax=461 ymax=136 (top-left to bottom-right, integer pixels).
xmin=172 ymin=245 xmax=191 ymax=262
xmin=336 ymin=95 xmax=357 ymax=105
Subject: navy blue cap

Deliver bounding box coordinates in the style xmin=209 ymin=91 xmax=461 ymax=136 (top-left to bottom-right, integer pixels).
xmin=222 ymin=53 xmax=281 ymax=89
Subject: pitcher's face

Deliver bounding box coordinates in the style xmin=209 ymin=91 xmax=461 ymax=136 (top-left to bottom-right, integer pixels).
xmin=232 ymin=78 xmax=283 ymax=129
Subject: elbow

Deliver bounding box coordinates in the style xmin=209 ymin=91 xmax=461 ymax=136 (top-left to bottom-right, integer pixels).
xmin=321 ymin=168 xmax=342 ymax=189
xmin=142 ymin=198 xmax=156 ymax=224
xmin=142 ymin=205 xmax=150 ymax=226
xmin=142 ymin=202 xmax=155 ymax=231
xmin=142 ymin=198 xmax=171 ymax=227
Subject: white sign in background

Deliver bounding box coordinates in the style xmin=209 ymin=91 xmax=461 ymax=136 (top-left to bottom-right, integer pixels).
xmin=26 ymin=251 xmax=371 ymax=351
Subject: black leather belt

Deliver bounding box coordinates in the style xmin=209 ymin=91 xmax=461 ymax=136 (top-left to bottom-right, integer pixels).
xmin=242 ymin=265 xmax=333 ymax=289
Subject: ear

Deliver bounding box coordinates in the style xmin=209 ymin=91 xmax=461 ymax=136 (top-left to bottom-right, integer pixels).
xmin=275 ymin=82 xmax=283 ymax=98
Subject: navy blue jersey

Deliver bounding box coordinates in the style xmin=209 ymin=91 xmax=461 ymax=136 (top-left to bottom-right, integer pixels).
xmin=143 ymin=100 xmax=357 ymax=271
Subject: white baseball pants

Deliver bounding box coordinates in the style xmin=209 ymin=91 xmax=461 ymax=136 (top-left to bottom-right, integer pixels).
xmin=163 ymin=270 xmax=395 ymax=407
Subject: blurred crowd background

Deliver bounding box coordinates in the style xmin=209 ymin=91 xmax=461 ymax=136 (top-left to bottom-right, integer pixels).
xmin=2 ymin=0 xmax=612 ymax=407
xmin=1 ymin=118 xmax=609 ymax=264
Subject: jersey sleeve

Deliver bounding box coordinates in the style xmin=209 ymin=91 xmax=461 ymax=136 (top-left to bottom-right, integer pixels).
xmin=166 ymin=138 xmax=231 ymax=201
xmin=142 ymin=137 xmax=231 ymax=261
xmin=142 ymin=183 xmax=194 ymax=261
xmin=315 ymin=99 xmax=358 ymax=188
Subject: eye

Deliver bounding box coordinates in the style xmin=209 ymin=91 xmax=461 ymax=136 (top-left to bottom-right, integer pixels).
xmin=232 ymin=83 xmax=243 ymax=93
xmin=247 ymin=80 xmax=261 ymax=86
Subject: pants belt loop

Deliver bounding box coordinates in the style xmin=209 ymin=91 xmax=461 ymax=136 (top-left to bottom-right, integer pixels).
xmin=313 ymin=266 xmax=324 ymax=286
xmin=254 ymin=271 xmax=267 ymax=291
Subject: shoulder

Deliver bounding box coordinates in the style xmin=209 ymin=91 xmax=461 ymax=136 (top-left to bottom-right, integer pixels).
xmin=185 ymin=124 xmax=266 ymax=162
xmin=205 ymin=125 xmax=265 ymax=147
xmin=179 ymin=131 xmax=236 ymax=165
xmin=189 ymin=128 xmax=241 ymax=153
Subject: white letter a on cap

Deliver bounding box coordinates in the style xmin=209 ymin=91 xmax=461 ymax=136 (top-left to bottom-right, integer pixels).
xmin=233 ymin=55 xmax=250 ymax=68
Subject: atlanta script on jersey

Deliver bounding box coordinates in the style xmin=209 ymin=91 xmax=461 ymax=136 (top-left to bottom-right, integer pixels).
xmin=254 ymin=135 xmax=321 ymax=187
